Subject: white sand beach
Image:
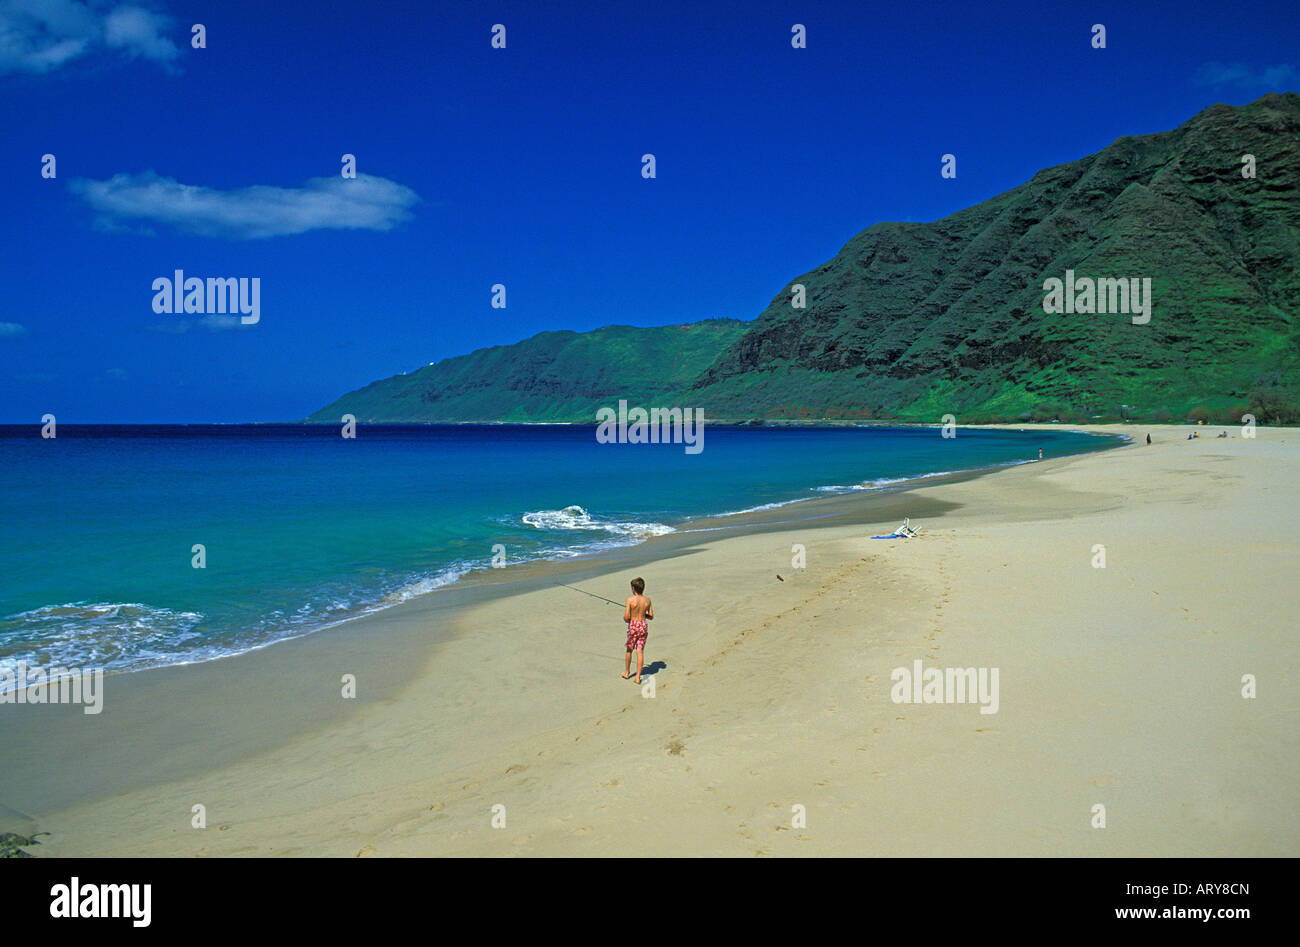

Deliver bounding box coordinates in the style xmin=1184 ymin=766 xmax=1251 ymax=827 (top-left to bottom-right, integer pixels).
xmin=10 ymin=424 xmax=1298 ymax=857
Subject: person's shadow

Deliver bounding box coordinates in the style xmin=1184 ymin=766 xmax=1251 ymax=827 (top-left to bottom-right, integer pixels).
xmin=638 ymin=661 xmax=667 ymax=677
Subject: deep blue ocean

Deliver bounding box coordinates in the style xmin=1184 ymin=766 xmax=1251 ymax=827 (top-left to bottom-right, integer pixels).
xmin=0 ymin=423 xmax=1121 ymax=682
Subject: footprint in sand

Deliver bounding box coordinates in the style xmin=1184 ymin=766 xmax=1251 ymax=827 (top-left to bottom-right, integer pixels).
xmin=428 ymin=802 xmax=445 ymax=811
xmin=355 ymin=845 xmax=375 ymax=857
xmin=505 ymin=764 xmax=527 ymax=775
xmin=573 ymin=826 xmax=592 ymax=836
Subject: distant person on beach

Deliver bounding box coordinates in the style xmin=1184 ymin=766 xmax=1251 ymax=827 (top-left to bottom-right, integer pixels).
xmin=1037 ymin=448 xmax=1043 ymax=460
xmin=1146 ymin=433 xmax=1152 ymax=445
xmin=622 ymin=577 xmax=653 ymax=683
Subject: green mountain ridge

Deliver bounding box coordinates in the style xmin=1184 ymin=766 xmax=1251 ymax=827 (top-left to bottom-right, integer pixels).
xmin=311 ymin=92 xmax=1300 ymax=425
xmin=310 ymin=321 xmax=750 ymax=423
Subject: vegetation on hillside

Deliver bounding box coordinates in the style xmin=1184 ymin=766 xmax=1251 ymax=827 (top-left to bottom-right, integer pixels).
xmin=312 ymin=93 xmax=1300 ymax=425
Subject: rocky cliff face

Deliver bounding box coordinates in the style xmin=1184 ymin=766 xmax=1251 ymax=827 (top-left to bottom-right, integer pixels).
xmin=690 ymin=92 xmax=1300 ymax=421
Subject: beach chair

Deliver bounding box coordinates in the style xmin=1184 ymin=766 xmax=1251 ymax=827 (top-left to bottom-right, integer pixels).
xmin=871 ymin=518 xmax=921 ymax=539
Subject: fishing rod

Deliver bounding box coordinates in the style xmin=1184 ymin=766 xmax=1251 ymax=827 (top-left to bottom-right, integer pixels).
xmin=559 ymin=583 xmax=623 ymax=607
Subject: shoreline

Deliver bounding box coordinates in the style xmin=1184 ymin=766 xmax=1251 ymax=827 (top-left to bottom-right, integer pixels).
xmin=0 ymin=424 xmax=1124 ymax=691
xmin=5 ymin=423 xmax=1295 ymax=856
xmin=0 ymin=447 xmax=1012 ymax=818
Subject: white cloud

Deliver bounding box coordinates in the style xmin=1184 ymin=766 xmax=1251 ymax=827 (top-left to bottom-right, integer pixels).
xmin=102 ymin=5 xmax=176 ymax=64
xmin=0 ymin=321 xmax=29 ymax=337
xmin=1194 ymin=61 xmax=1297 ymax=89
xmin=147 ymin=315 xmax=253 ymax=333
xmin=0 ymin=0 xmax=180 ymax=75
xmin=71 ymin=171 xmax=421 ymax=239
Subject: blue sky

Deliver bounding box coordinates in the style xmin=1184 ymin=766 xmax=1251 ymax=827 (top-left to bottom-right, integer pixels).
xmin=1 ymin=0 xmax=1295 ymax=422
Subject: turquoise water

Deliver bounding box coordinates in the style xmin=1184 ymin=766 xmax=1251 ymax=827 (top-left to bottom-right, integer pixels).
xmin=0 ymin=423 xmax=1120 ymax=681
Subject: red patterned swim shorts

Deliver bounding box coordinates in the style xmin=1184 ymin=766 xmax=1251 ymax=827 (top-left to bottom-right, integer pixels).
xmin=625 ymin=619 xmax=648 ymax=651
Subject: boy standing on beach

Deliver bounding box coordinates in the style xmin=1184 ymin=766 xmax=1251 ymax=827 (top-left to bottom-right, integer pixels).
xmin=622 ymin=577 xmax=653 ymax=683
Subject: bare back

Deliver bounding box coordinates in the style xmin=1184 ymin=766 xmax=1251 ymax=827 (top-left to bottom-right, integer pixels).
xmin=624 ymin=594 xmax=653 ymax=623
